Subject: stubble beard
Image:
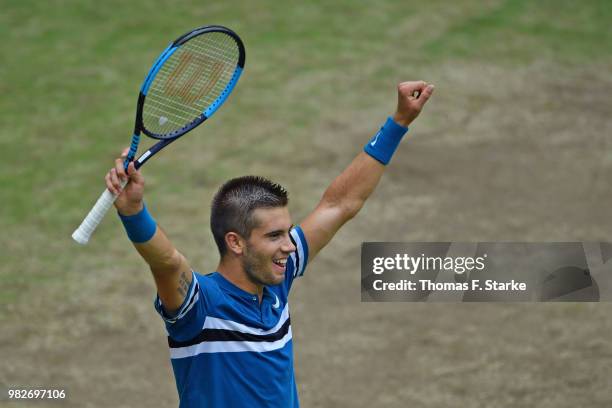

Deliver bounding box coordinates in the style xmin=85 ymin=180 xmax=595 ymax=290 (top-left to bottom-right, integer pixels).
xmin=242 ymin=246 xmax=274 ymax=286
xmin=242 ymin=244 xmax=286 ymax=286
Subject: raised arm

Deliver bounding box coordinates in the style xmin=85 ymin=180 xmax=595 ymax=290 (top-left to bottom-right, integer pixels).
xmin=300 ymin=81 xmax=434 ymax=261
xmin=106 ymin=150 xmax=192 ymax=314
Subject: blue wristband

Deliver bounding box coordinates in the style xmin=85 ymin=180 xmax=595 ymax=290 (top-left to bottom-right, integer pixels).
xmin=363 ymin=116 xmax=408 ymax=165
xmin=118 ymin=203 xmax=157 ymax=243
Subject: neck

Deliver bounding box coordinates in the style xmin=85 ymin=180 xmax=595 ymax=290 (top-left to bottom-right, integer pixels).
xmin=217 ymin=256 xmax=264 ymax=299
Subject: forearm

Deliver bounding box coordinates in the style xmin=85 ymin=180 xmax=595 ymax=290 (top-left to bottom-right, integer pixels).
xmin=133 ymin=226 xmax=184 ymax=273
xmin=320 ymin=152 xmax=385 ymax=218
xmin=118 ymin=204 xmax=186 ymax=275
xmin=320 ymin=114 xmax=410 ymax=217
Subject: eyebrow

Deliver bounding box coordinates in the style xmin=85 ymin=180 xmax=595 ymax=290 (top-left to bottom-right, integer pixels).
xmin=264 ymin=224 xmax=294 ymax=237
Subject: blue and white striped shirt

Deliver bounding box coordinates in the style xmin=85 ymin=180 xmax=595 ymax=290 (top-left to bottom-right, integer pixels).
xmin=154 ymin=226 xmax=309 ymax=408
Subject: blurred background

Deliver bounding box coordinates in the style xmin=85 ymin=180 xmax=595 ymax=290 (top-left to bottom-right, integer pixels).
xmin=1 ymin=0 xmax=612 ymax=406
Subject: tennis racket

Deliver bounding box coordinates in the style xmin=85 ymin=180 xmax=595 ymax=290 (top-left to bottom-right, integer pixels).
xmin=72 ymin=25 xmax=245 ymax=245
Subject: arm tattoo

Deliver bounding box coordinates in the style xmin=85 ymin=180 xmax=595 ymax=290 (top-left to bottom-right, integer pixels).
xmin=177 ymin=271 xmax=190 ymax=297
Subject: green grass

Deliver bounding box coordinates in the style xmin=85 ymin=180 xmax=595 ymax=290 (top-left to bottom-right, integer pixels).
xmin=1 ymin=0 xmax=611 ymax=307
xmin=423 ymin=0 xmax=612 ymax=63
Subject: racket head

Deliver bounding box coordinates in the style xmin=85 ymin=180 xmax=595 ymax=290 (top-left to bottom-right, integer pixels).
xmin=136 ymin=26 xmax=245 ymax=140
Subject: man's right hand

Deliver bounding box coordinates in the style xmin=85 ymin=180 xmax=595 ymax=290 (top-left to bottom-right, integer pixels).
xmin=105 ymin=147 xmax=145 ymax=216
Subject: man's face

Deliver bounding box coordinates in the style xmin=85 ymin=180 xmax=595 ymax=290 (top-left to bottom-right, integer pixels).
xmin=241 ymin=206 xmax=296 ymax=286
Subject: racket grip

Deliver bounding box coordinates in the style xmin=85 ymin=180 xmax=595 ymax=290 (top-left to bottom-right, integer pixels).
xmin=72 ymin=179 xmax=128 ymax=245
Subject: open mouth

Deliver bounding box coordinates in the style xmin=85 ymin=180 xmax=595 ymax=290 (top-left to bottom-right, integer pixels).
xmin=272 ymin=258 xmax=287 ymax=271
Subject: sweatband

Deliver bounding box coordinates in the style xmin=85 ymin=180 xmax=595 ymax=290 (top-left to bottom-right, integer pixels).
xmin=118 ymin=203 xmax=157 ymax=243
xmin=363 ymin=116 xmax=408 ymax=165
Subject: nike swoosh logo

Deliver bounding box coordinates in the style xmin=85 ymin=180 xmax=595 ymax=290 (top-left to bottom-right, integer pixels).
xmin=272 ymin=295 xmax=280 ymax=309
xmin=370 ymin=130 xmax=382 ymax=147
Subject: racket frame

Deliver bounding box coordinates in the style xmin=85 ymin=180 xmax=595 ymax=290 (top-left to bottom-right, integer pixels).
xmin=128 ymin=25 xmax=246 ymax=168
xmin=72 ymin=25 xmax=245 ymax=245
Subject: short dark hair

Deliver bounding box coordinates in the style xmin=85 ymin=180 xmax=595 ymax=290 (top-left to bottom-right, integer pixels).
xmin=211 ymin=176 xmax=289 ymax=256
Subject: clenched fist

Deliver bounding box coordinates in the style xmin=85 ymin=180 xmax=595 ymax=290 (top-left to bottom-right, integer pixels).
xmin=392 ymin=81 xmax=435 ymax=127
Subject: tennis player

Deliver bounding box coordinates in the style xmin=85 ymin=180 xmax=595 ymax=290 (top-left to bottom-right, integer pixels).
xmin=106 ymin=81 xmax=434 ymax=407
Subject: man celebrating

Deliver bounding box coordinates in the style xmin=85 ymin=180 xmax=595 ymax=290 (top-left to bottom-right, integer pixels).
xmin=106 ymin=81 xmax=434 ymax=407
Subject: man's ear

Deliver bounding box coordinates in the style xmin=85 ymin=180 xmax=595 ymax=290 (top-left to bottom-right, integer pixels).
xmin=225 ymin=232 xmax=246 ymax=256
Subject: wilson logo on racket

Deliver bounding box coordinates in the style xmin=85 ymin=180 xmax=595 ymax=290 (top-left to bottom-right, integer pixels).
xmin=165 ymin=52 xmax=227 ymax=104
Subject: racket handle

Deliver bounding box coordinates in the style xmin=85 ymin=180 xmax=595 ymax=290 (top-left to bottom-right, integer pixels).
xmin=72 ymin=179 xmax=128 ymax=245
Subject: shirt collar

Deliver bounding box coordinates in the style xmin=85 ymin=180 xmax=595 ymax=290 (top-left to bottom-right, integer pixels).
xmin=211 ymin=272 xmax=272 ymax=300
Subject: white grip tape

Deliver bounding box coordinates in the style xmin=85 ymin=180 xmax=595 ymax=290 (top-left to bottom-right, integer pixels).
xmin=72 ymin=179 xmax=128 ymax=245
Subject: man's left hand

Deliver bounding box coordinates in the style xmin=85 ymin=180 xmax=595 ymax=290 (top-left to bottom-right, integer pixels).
xmin=392 ymin=81 xmax=435 ymax=127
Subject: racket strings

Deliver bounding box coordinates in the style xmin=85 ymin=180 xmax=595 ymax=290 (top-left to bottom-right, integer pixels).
xmin=146 ymin=49 xmax=235 ymax=131
xmin=143 ymin=32 xmax=240 ymax=137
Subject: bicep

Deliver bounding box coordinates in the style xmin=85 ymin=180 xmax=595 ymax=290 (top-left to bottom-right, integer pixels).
xmin=300 ymin=203 xmax=351 ymax=262
xmin=153 ymin=266 xmax=207 ymax=342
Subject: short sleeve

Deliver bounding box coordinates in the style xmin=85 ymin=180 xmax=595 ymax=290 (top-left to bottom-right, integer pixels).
xmin=284 ymin=226 xmax=309 ymax=292
xmin=154 ymin=270 xmax=207 ymax=341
